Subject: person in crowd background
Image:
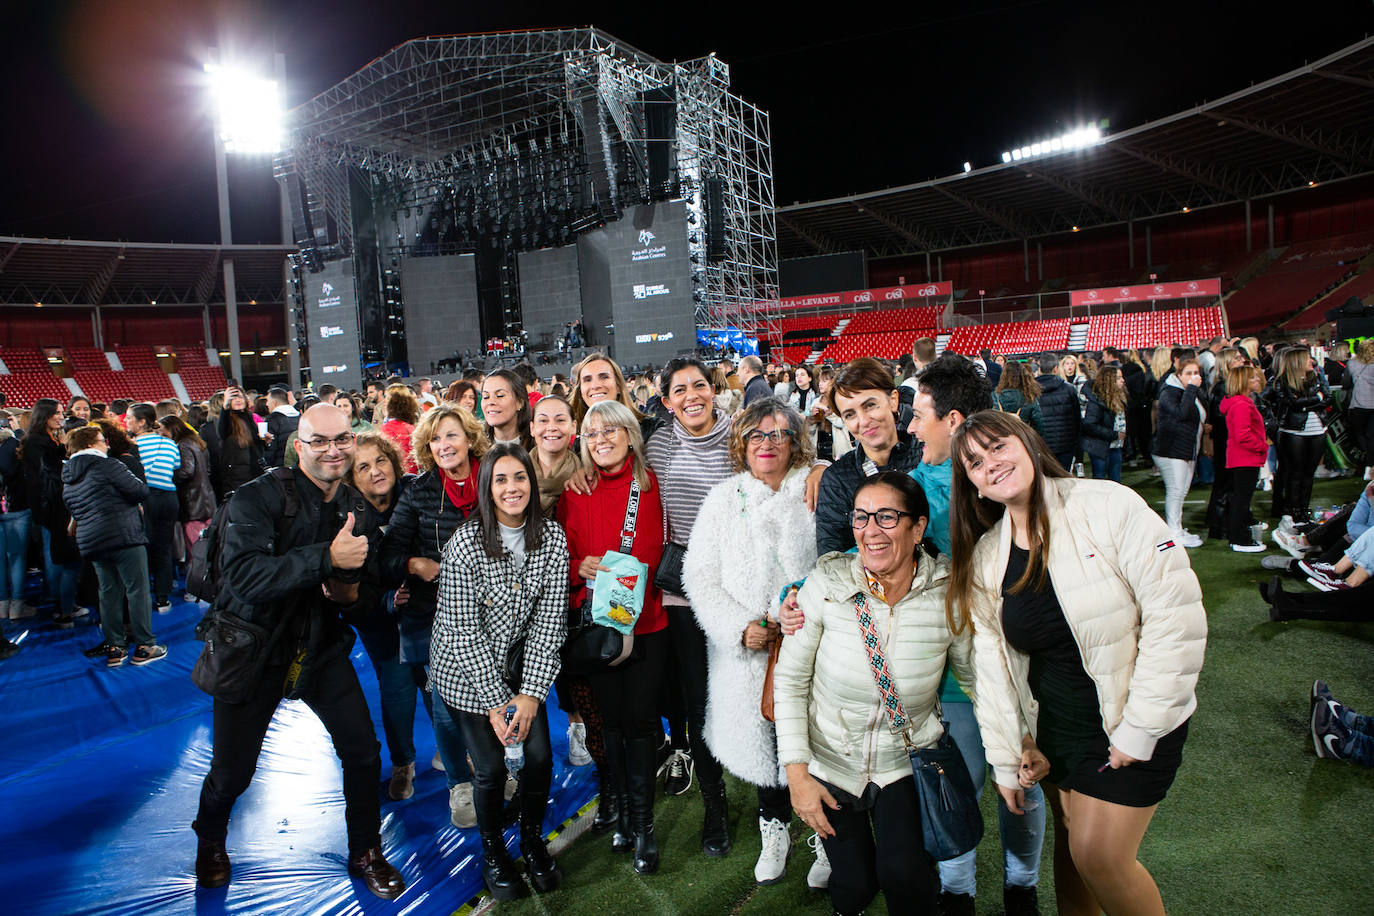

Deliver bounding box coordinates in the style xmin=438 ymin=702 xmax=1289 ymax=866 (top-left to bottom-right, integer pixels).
xmin=1343 ymin=338 xmax=1374 ymax=481
xmin=481 ymin=368 xmax=535 ymax=451
xmin=1033 ymin=352 xmax=1081 ymax=472
xmin=1218 ymin=366 xmax=1268 ymax=552
xmin=19 ymin=399 xmax=83 ymax=627
xmin=996 ymin=360 xmax=1044 ymax=434
xmin=212 ymin=386 xmax=266 ymax=498
xmin=1152 ymin=358 xmax=1208 ymax=547
xmin=0 ymin=409 xmax=37 ymax=624
xmin=738 ymin=356 xmax=773 ymax=408
xmin=128 ymin=403 xmax=181 ymax=611
xmin=263 ymin=387 xmax=300 ymax=468
xmin=1082 ymin=365 xmax=1127 ymax=483
xmin=381 ymin=385 xmax=422 ymax=474
xmin=1265 ymin=347 xmax=1332 ymax=523
xmin=159 ymin=416 xmax=216 ymax=569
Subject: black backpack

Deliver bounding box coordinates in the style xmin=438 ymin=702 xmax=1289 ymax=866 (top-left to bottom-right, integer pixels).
xmin=186 ymin=467 xmax=299 ymax=605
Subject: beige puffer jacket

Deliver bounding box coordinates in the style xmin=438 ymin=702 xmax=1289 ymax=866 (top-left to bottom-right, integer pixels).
xmin=773 ymin=549 xmax=974 ymax=797
xmin=968 ymin=478 xmax=1207 ymax=792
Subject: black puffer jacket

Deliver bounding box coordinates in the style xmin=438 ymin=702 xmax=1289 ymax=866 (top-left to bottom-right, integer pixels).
xmin=815 ymin=434 xmax=922 ymax=555
xmin=1034 ymin=374 xmax=1082 ymax=457
xmin=379 ymin=469 xmax=477 ymax=663
xmin=61 ymin=452 xmax=148 ymax=560
xmin=1080 ymin=392 xmax=1121 ymax=460
xmin=1121 ymin=361 xmax=1148 ymax=408
xmin=217 ymin=468 xmax=378 ymax=667
xmin=1154 ymin=376 xmax=1206 ymax=461
xmin=1263 ymin=373 xmax=1331 ymax=433
xmin=173 ymin=439 xmax=216 ymax=522
xmin=0 ymin=436 xmax=27 ymax=512
xmin=213 ymin=409 xmax=266 ymax=498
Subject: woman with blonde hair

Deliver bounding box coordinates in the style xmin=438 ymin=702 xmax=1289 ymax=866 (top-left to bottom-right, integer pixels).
xmin=570 ymin=352 xmax=663 ymax=444
xmin=557 ymin=399 xmax=668 ymax=875
xmin=381 ymin=385 xmax=422 ymax=473
xmin=711 ymin=365 xmax=740 ymax=415
xmin=379 ymin=405 xmax=490 ymax=827
xmin=948 ymin=410 xmax=1205 ymax=916
xmin=1264 ymin=347 xmax=1332 ymax=522
xmin=1345 ymin=338 xmax=1374 ymax=481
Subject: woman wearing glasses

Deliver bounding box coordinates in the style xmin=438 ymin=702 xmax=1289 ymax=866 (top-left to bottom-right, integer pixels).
xmin=682 ymin=398 xmax=817 ymax=886
xmin=379 ymin=405 xmax=488 ymax=829
xmin=556 ymin=400 xmax=668 ymax=875
xmin=773 ymin=472 xmax=972 ymax=915
xmin=947 ymin=410 xmax=1206 ymax=916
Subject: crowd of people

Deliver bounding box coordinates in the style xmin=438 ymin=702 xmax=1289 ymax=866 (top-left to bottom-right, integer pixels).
xmin=0 ymin=329 xmax=1367 ymax=912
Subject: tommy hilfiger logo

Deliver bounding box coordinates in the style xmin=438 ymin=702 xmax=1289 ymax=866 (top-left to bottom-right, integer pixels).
xmin=1156 ymin=540 xmax=1176 ymax=552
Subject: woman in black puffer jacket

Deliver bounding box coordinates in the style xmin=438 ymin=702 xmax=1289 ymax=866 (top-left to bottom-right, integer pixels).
xmin=1153 ymin=359 xmax=1208 ymax=546
xmin=61 ymin=425 xmax=158 ymax=665
xmin=1263 ymin=347 xmax=1332 ymax=523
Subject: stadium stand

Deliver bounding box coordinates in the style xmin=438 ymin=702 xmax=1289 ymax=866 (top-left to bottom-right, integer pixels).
xmin=1222 ymin=230 xmax=1374 ymax=329
xmin=839 ymin=305 xmax=942 ymax=335
xmin=112 ymin=344 xmax=162 ymax=370
xmin=71 ymin=369 xmax=176 ymax=403
xmin=177 ymin=366 xmax=229 ymax=400
xmin=944 ymin=318 xmax=1072 ymax=356
xmin=1083 ymin=306 xmax=1226 ymax=351
xmin=64 ymin=347 xmax=112 ymax=372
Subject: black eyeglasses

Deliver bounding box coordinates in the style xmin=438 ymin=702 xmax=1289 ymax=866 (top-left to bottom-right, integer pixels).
xmin=850 ymin=508 xmax=914 ymax=530
xmin=304 ymin=433 xmax=356 ymax=453
xmin=745 ymin=429 xmax=796 ymax=445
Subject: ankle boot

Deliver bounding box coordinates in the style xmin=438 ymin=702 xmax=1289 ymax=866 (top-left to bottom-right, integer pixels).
xmin=479 ymin=831 xmax=527 ymax=901
xmin=1003 ymin=884 xmax=1040 ymax=915
xmin=194 ymin=835 xmax=231 ymax=888
xmin=700 ymin=780 xmax=731 ymax=856
xmin=520 ymin=817 xmax=561 ymax=893
xmin=624 ymin=735 xmax=660 ymax=874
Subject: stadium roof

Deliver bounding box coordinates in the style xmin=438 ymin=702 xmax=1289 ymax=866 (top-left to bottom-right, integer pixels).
xmin=0 ymin=237 xmax=291 ymax=308
xmin=776 ymin=37 xmax=1374 ymax=261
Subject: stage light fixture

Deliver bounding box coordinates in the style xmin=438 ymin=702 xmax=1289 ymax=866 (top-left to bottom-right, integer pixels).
xmin=205 ymin=62 xmax=284 ymax=154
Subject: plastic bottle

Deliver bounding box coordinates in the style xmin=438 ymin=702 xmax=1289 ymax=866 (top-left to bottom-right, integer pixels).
xmin=503 ymin=706 xmax=525 ymax=775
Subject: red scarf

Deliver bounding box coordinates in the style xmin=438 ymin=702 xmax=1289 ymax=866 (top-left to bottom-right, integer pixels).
xmin=441 ymin=468 xmax=477 ymax=516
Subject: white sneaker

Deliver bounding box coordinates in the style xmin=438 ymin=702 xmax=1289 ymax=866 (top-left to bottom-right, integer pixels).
xmin=806 ymin=832 xmax=830 ymax=890
xmin=10 ymin=601 xmax=36 ymax=619
xmin=1178 ymin=530 xmax=1203 ymax=548
xmin=1279 ymin=515 xmax=1296 ymax=535
xmin=431 ymin=750 xmax=444 ymax=771
xmin=567 ymin=722 xmax=593 ymax=767
xmin=449 ymin=782 xmax=477 ymax=828
xmin=754 ymin=817 xmax=791 ymax=885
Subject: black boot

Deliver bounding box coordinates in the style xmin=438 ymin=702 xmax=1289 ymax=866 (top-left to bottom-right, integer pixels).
xmin=479 ymin=831 xmax=527 ymax=901
xmin=1003 ymin=884 xmax=1040 ymax=916
xmin=603 ymin=729 xmax=633 ymax=852
xmin=194 ymin=836 xmax=231 ymax=888
xmin=938 ymin=891 xmax=975 ymax=916
xmin=520 ymin=817 xmax=562 ymax=893
xmin=591 ymin=772 xmax=619 ymax=832
xmin=699 ymin=780 xmax=731 ymax=857
xmin=624 ymin=735 xmax=659 ymax=874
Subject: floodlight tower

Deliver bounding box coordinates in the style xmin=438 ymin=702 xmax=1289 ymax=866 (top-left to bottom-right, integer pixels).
xmin=205 ymin=50 xmax=295 ymax=385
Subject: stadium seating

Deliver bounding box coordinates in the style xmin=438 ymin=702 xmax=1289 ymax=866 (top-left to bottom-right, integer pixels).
xmin=174 ymin=348 xmax=211 ymax=367
xmin=838 ymin=305 xmax=942 ymax=335
xmin=944 ymin=319 xmax=1071 ymax=356
xmin=0 ymin=372 xmax=72 ymax=408
xmin=64 ymin=347 xmax=112 ymax=372
xmin=177 ymin=365 xmax=229 ymax=400
xmin=1083 ymin=306 xmax=1226 ymax=351
xmin=112 ymin=344 xmax=161 ymax=369
xmin=1283 ymin=266 xmax=1374 ymax=329
xmin=1222 ymin=230 xmax=1374 ymax=329
xmin=71 ymin=369 xmax=176 ymax=403
xmin=0 ymin=347 xmax=53 ymax=373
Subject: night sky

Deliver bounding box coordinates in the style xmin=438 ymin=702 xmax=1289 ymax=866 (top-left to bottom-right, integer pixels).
xmin=2 ymin=0 xmax=1371 ymax=246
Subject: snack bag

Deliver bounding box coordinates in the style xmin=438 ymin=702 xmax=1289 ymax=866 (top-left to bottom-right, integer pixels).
xmin=592 ymin=551 xmax=649 ymax=634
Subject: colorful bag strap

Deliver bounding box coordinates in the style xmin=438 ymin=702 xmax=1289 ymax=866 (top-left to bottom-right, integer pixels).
xmin=851 ymin=592 xmax=912 ymax=735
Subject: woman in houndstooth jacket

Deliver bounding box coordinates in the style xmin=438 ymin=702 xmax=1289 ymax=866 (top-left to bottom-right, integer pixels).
xmin=432 ymin=443 xmax=569 ymax=902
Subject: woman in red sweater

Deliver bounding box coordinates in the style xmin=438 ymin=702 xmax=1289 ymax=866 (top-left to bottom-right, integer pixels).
xmin=557 ymin=399 xmax=667 ymax=876
xmin=1219 ymin=365 xmax=1268 ymax=553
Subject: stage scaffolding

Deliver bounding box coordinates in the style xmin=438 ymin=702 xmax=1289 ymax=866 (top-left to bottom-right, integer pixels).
xmin=276 ymin=27 xmax=779 ymax=357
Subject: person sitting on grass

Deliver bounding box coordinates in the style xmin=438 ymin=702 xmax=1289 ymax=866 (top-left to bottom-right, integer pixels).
xmin=1310 ymin=679 xmax=1374 ymax=766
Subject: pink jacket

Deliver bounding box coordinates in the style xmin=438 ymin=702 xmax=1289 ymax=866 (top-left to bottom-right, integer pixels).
xmin=1220 ymin=395 xmax=1266 ymax=468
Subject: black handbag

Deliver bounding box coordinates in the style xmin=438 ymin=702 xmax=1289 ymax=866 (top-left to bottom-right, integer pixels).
xmin=191 ymin=609 xmax=294 ymax=705
xmin=653 ymin=541 xmax=687 ymax=596
xmin=852 ymin=592 xmax=983 ymax=861
xmin=501 ymin=634 xmax=527 ymax=692
xmin=560 ymin=481 xmax=643 ymax=674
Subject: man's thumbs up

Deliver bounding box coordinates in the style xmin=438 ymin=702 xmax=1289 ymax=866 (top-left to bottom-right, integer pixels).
xmin=330 ymin=511 xmax=368 ymax=570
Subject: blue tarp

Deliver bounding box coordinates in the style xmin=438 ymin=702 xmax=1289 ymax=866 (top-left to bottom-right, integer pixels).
xmin=0 ymin=594 xmax=596 ymax=915
xmin=696 ymin=327 xmax=759 ymax=356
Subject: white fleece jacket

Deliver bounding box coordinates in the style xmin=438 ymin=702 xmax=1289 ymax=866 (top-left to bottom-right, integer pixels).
xmin=967 ymin=477 xmax=1208 ymax=792
xmin=683 ymin=467 xmax=817 ymax=788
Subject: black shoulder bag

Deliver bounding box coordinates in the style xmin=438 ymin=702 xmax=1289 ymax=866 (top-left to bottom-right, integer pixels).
xmin=561 ymin=481 xmax=643 ymax=675
xmin=852 ymin=591 xmax=983 ymax=861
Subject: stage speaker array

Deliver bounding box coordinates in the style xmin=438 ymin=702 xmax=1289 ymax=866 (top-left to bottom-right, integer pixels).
xmin=704 ymin=176 xmax=727 ymax=263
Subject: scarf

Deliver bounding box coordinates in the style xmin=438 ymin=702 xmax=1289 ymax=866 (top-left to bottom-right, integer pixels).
xmin=536 ymin=450 xmax=581 ymax=515
xmin=441 ymin=468 xmax=477 ymax=516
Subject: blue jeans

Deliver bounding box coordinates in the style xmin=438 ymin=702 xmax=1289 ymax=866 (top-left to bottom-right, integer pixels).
xmin=40 ymin=526 xmax=79 ymax=614
xmin=1090 ymin=450 xmax=1123 ymax=484
xmin=357 ymin=622 xmax=434 ymax=769
xmin=937 ymin=701 xmax=1045 ymax=895
xmin=0 ymin=509 xmax=31 ymax=601
xmin=1344 ymin=525 xmax=1374 ymax=575
xmin=430 ymin=680 xmax=473 ymax=786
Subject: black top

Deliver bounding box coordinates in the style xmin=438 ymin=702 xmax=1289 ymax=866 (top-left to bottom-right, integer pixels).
xmin=1000 ymin=544 xmax=1102 ymax=750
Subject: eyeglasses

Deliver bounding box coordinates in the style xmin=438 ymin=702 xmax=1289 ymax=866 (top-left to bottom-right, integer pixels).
xmin=582 ymin=426 xmax=624 ymax=442
xmin=746 ymin=429 xmax=796 ymax=446
xmin=850 ymin=508 xmax=914 ymax=530
xmin=305 ymin=433 xmax=356 ymax=453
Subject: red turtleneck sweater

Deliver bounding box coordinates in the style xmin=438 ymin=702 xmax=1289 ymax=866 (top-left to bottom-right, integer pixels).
xmin=556 ymin=456 xmax=667 ymax=634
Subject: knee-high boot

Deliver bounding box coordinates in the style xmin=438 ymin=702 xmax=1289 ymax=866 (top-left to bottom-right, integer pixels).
xmin=624 ymin=735 xmax=660 ymax=875
xmin=602 ymin=728 xmax=632 ymax=852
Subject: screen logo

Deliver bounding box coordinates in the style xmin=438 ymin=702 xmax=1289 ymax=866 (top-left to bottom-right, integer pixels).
xmin=634 ymin=331 xmax=675 ymax=344
xmin=318 ymin=279 xmax=342 ymax=309
xmin=638 ymin=230 xmax=655 ymax=246
xmin=319 ymin=325 xmax=344 ymax=339
xmin=633 ymin=283 xmax=671 ymax=299
xmin=322 ymin=364 xmax=348 ymax=374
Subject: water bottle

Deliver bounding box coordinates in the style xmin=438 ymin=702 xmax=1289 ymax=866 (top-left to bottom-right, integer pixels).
xmin=503 ymin=706 xmax=525 ymax=775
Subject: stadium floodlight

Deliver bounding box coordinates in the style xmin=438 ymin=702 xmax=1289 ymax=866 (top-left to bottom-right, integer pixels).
xmin=963 ymin=161 xmax=972 ymax=173
xmin=205 ymin=62 xmax=283 ymax=154
xmin=1001 ymin=151 xmax=1012 ymax=163
xmin=1002 ymin=124 xmax=1103 ymax=164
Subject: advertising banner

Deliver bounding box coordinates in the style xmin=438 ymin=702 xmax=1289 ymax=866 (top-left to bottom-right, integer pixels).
xmin=769 ymin=281 xmax=953 ymax=311
xmin=304 ymin=261 xmax=362 ymax=391
xmin=1070 ymin=277 xmax=1221 ymax=307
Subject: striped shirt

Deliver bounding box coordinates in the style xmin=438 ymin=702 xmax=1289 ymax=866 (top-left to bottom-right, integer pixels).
xmin=644 ymin=410 xmax=734 ymax=545
xmin=134 ymin=434 xmax=181 ymax=492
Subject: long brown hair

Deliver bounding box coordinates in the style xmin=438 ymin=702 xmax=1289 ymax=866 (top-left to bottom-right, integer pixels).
xmin=1091 ymin=365 xmax=1126 ymax=415
xmin=1276 ymin=347 xmax=1314 ymax=394
xmin=569 ymin=352 xmax=644 ymax=426
xmin=945 ymin=410 xmax=1070 ymax=634
xmin=995 ymin=360 xmax=1041 ymax=402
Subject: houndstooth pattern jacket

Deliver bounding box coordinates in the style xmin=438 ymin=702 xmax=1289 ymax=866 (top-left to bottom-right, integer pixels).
xmin=431 ymin=518 xmax=569 ymax=715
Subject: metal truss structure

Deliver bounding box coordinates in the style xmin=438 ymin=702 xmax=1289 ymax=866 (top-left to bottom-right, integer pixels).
xmin=777 ymin=37 xmax=1374 ymax=262
xmin=277 ymin=28 xmax=778 ymax=347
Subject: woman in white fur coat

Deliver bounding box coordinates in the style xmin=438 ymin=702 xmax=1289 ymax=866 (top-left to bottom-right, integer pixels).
xmin=683 ymin=397 xmax=818 ymax=886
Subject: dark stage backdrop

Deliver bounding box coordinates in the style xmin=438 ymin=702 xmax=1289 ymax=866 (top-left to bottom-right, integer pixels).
xmin=305 ymin=261 xmax=362 ymax=392
xmin=400 ymin=253 xmax=481 ymax=374
xmin=517 ymin=244 xmax=583 ymax=352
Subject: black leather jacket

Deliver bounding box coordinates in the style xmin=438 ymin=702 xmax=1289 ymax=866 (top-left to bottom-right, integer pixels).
xmin=173 ymin=440 xmax=217 ymax=522
xmin=815 ymin=434 xmax=922 ymax=555
xmin=1263 ymin=373 xmax=1331 ymax=433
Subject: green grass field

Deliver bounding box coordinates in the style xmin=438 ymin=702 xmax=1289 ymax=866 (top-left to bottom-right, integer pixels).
xmin=500 ymin=468 xmax=1374 ymax=915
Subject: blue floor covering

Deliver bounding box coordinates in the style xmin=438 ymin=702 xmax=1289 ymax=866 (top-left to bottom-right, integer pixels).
xmin=0 ymin=589 xmax=596 ymax=915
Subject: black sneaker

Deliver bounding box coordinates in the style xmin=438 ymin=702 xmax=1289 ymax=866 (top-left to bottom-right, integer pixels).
xmin=52 ymin=613 xmax=76 ymax=629
xmin=130 ymin=644 xmax=168 ymax=666
xmin=662 ymin=749 xmax=694 ymax=797
xmin=0 ymin=639 xmax=19 ymax=661
xmin=1312 ymin=698 xmax=1351 ymax=759
xmin=106 ymin=645 xmax=128 ymax=667
xmin=155 ymin=598 xmax=172 ymax=614
xmin=84 ymin=641 xmax=116 ymax=659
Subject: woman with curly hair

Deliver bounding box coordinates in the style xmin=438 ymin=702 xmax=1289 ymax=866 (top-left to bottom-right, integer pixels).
xmin=381 ymin=385 xmax=422 ymax=473
xmin=995 ymin=361 xmax=1044 ymax=433
xmin=1081 ymin=365 xmax=1127 ymax=483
